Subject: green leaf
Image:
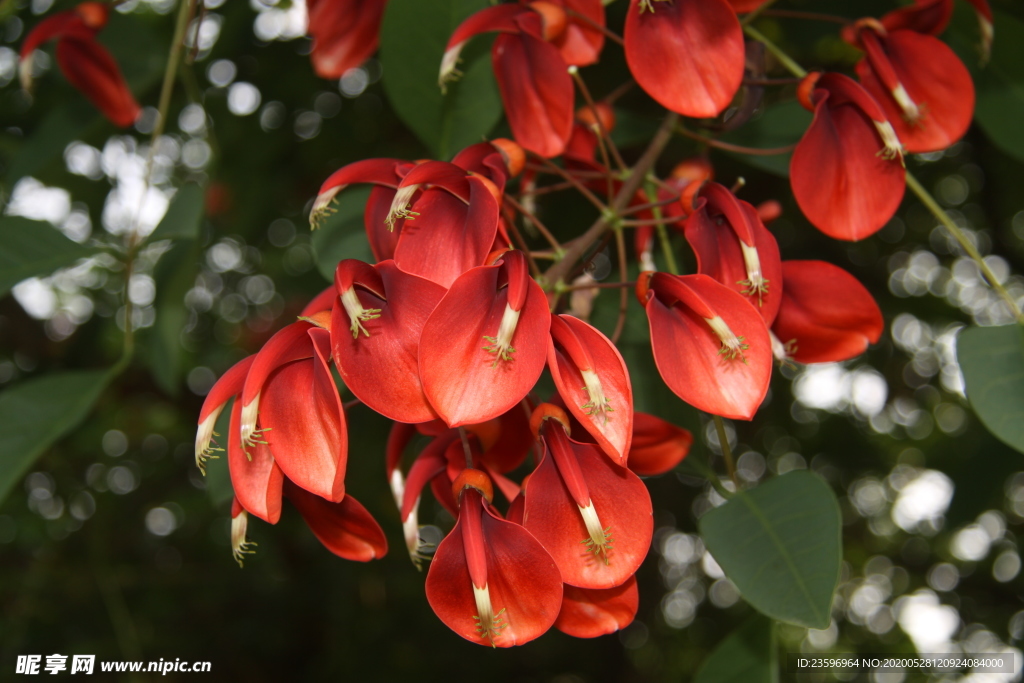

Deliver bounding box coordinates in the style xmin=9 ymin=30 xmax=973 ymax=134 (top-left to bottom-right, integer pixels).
xmin=949 ymin=9 xmax=1024 ymax=164
xmin=148 ymin=184 xmax=206 ymax=243
xmin=0 ymin=369 xmax=111 ymax=505
xmin=957 ymin=324 xmax=1024 ymax=454
xmin=699 ymin=471 xmax=841 ymax=629
xmin=145 ymin=240 xmax=200 ymax=396
xmin=380 ymin=0 xmax=503 ymax=159
xmin=5 ymin=101 xmax=98 ymax=185
xmin=310 ymin=186 xmax=374 ymax=281
xmin=0 ymin=216 xmax=96 ymax=298
xmin=719 ymin=100 xmax=811 ymax=177
xmin=694 ymin=617 xmax=778 ymax=683
xmin=203 ymin=402 xmax=234 ymax=508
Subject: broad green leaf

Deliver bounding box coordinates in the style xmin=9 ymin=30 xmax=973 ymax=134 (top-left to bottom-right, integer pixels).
xmin=204 ymin=402 xmax=234 ymax=507
xmin=311 ymin=186 xmax=374 ymax=281
xmin=148 ymin=184 xmax=206 ymax=243
xmin=0 ymin=369 xmax=111 ymax=505
xmin=380 ymin=0 xmax=502 ymax=159
xmin=699 ymin=471 xmax=841 ymax=629
xmin=146 ymin=239 xmax=200 ymax=396
xmin=957 ymin=324 xmax=1024 ymax=454
xmin=694 ymin=617 xmax=777 ymax=683
xmin=0 ymin=216 xmax=96 ymax=297
xmin=5 ymin=102 xmax=98 ymax=184
xmin=719 ymin=100 xmax=811 ymax=177
xmin=948 ymin=9 xmax=1024 ymax=164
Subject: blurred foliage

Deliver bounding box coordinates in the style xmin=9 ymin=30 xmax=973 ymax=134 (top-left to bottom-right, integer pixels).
xmin=0 ymin=0 xmax=1023 ymax=681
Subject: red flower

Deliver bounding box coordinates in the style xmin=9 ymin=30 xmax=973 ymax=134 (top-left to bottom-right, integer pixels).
xmin=425 ymin=469 xmax=563 ymax=647
xmin=880 ymin=0 xmax=992 ymax=62
xmin=419 ymin=251 xmax=550 ymax=427
xmin=790 ymin=72 xmax=906 ymax=242
xmin=638 ymin=272 xmax=772 ymax=420
xmin=441 ymin=4 xmax=574 ymax=157
xmin=627 ymin=412 xmax=693 ymax=477
xmin=522 ymin=405 xmax=652 ymax=589
xmin=20 ymin=2 xmax=140 ymax=127
xmin=771 ymin=260 xmax=884 ymax=364
xmin=306 ymin=0 xmax=388 ymax=79
xmin=844 ymin=20 xmax=974 ymax=153
xmin=683 ymin=181 xmax=783 ymax=326
xmin=624 ymin=0 xmax=745 ymax=119
xmin=331 ymin=259 xmax=446 ymax=423
xmin=555 ymin=577 xmax=639 ymax=638
xmin=284 ymin=480 xmax=388 ymax=562
xmin=541 ymin=0 xmax=606 ymax=67
xmin=547 ymin=314 xmax=633 ymax=466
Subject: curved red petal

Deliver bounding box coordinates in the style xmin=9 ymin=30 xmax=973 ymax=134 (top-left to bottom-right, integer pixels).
xmin=624 ymin=0 xmax=744 ymax=118
xmin=555 ymin=576 xmax=639 ymax=638
xmin=227 ymin=401 xmax=284 ymax=524
xmin=550 ymin=0 xmax=605 ymax=66
xmin=260 ymin=329 xmax=347 ymax=502
xmin=241 ymin=321 xmax=314 ymax=408
xmin=446 ymin=4 xmax=533 ymax=50
xmin=394 ymin=176 xmax=499 ymax=287
xmin=790 ymin=88 xmax=905 ymax=241
xmin=332 ymin=260 xmax=445 ymax=423
xmin=307 ymin=0 xmax=386 ymax=78
xmin=425 ymin=498 xmax=563 ymax=647
xmin=627 ymin=412 xmax=693 ymax=477
xmin=547 ymin=314 xmax=633 ymax=466
xmin=285 ymin=481 xmax=387 ymax=561
xmin=420 ymin=260 xmax=550 ymax=427
xmin=856 ymin=30 xmax=973 ymax=154
xmin=880 ymin=0 xmax=951 ymax=35
xmin=492 ymin=31 xmax=574 ymax=158
xmin=197 ymin=355 xmax=254 ymax=426
xmin=772 ymin=260 xmax=884 ymax=364
xmin=645 ymin=273 xmax=771 ymax=420
xmin=56 ymin=36 xmax=139 ymax=127
xmin=522 ymin=437 xmax=652 ymax=589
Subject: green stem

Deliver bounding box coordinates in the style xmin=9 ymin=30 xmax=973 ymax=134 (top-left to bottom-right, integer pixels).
xmin=743 ymin=25 xmax=807 ymax=78
xmin=906 ymin=173 xmax=1024 ymax=324
xmin=713 ymin=414 xmax=740 ymax=489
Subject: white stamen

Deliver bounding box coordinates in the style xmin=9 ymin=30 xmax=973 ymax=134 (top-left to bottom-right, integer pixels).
xmin=978 ymin=17 xmax=993 ymax=63
xmin=483 ymin=304 xmax=521 ymax=365
xmin=705 ymin=315 xmax=749 ymax=361
xmin=891 ymin=83 xmax=922 ymax=123
xmin=640 ymin=249 xmax=656 ymax=273
xmin=340 ymin=287 xmax=381 ymax=339
xmin=231 ymin=511 xmax=257 ymax=567
xmin=472 ymin=584 xmax=506 ymax=645
xmin=240 ymin=393 xmax=261 ymax=451
xmin=439 ymin=44 xmax=465 ymax=92
xmin=194 ymin=407 xmax=225 ymax=474
xmin=385 ymin=184 xmax=420 ymax=230
xmin=873 ymin=120 xmax=905 ymax=166
xmin=769 ymin=330 xmax=789 ymax=362
xmin=309 ymin=187 xmax=342 ymax=228
xmin=738 ymin=241 xmax=768 ymax=304
xmin=581 ymin=369 xmax=613 ymax=424
xmin=578 ymin=502 xmax=612 ymax=564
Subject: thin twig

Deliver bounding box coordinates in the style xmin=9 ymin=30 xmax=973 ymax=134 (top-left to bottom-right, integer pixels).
xmin=610 ymin=227 xmax=629 ymax=344
xmin=504 ymin=196 xmax=562 ymax=253
xmin=570 ymin=67 xmax=627 ymax=172
xmin=564 ymin=7 xmax=624 ymax=47
xmin=530 ymin=156 xmax=610 ymax=214
xmin=759 ymin=8 xmax=851 ymax=25
xmin=678 ymin=123 xmax=796 ymax=155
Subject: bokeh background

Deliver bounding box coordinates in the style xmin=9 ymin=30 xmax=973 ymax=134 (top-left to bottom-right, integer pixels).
xmin=2 ymin=0 xmax=1024 ymax=680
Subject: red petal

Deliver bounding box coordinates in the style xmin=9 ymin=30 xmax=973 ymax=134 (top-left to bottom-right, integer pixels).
xmin=228 ymin=401 xmax=283 ymax=524
xmin=522 ymin=434 xmax=652 ymax=589
xmin=21 ymin=8 xmax=98 ymax=58
xmin=880 ymin=0 xmax=951 ymax=35
xmin=547 ymin=314 xmax=633 ymax=466
xmin=306 ymin=0 xmax=386 ymax=79
xmin=627 ymin=412 xmax=693 ymax=477
xmin=644 ymin=273 xmax=771 ymax=420
xmin=550 ymin=0 xmax=605 ymax=67
xmin=366 ymin=185 xmax=403 ymax=262
xmin=624 ymin=0 xmax=744 ymax=118
xmin=772 ymin=260 xmax=883 ymax=364
xmin=856 ymin=30 xmax=973 ymax=153
xmin=492 ymin=31 xmax=574 ymax=158
xmin=241 ymin=321 xmax=314 ymax=409
xmin=56 ymin=36 xmax=139 ymax=127
xmin=260 ymin=328 xmax=347 ymax=502
xmin=684 ymin=183 xmax=783 ymax=326
xmin=332 ymin=260 xmax=446 ymax=423
xmin=393 ymin=175 xmax=498 ymax=287
xmin=420 ymin=257 xmax=550 ymax=427
xmin=285 ymin=481 xmax=387 ymax=561
xmin=555 ymin=576 xmax=639 ymax=638
xmin=425 ymin=495 xmax=563 ymax=647
xmin=790 ymin=84 xmax=905 ymax=241
xmin=446 ymin=4 xmax=533 ymax=50
xmin=197 ymin=355 xmax=254 ymax=426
